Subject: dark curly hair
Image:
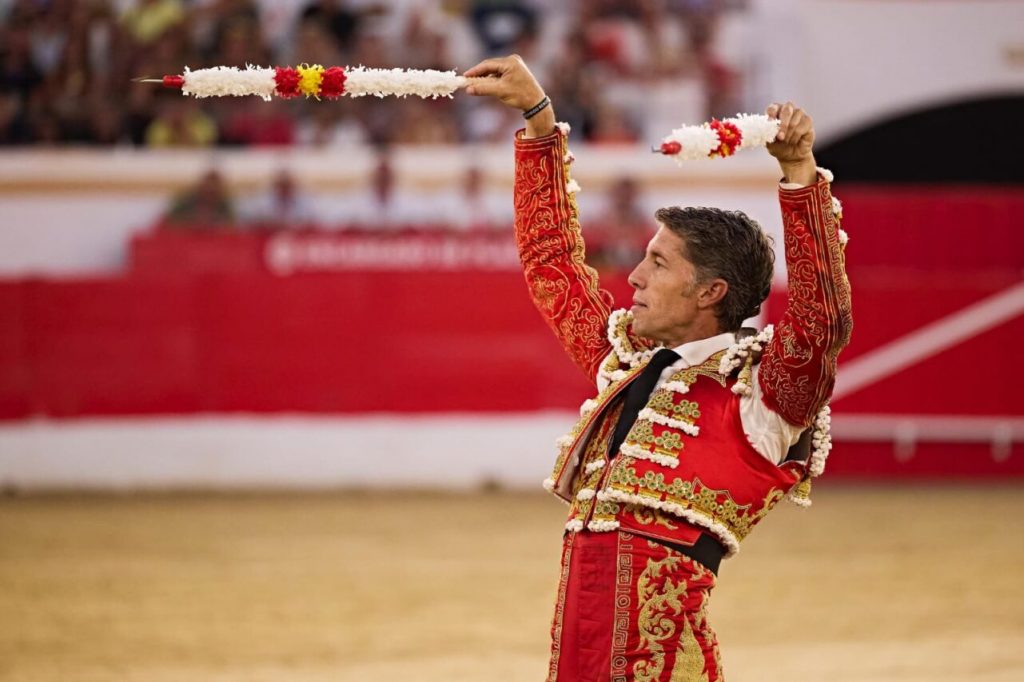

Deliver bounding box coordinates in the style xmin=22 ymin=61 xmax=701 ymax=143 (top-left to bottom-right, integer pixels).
xmin=654 ymin=206 xmax=775 ymax=332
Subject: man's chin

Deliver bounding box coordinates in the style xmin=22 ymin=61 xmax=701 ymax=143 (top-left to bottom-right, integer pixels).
xmin=630 ymin=312 xmax=648 ymax=336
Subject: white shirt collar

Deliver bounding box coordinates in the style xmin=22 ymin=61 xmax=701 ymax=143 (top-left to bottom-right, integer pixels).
xmin=669 ymin=332 xmax=735 ymax=369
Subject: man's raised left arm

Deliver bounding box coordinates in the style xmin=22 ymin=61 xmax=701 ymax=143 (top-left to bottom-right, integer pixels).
xmin=758 ymin=102 xmax=854 ymax=427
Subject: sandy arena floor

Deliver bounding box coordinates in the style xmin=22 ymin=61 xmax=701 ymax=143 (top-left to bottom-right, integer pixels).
xmin=1 ymin=485 xmax=1022 ymax=681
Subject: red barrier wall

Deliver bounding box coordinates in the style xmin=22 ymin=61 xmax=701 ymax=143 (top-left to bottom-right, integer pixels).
xmin=0 ymin=270 xmax=632 ymax=418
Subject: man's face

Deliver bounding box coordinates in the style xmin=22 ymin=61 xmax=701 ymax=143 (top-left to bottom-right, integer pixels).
xmin=627 ymin=225 xmax=702 ymax=346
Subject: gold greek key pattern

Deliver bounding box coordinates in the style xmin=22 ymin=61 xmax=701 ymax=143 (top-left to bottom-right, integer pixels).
xmin=612 ymin=532 xmax=637 ymax=682
xmin=547 ymin=531 xmax=575 ymax=682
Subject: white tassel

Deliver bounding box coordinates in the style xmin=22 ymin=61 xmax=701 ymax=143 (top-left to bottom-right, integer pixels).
xmin=343 ymin=66 xmax=465 ymax=99
xmin=586 ymin=519 xmax=620 ymax=532
xmin=636 ymin=409 xmax=699 ymax=437
xmin=182 ymin=65 xmax=276 ymax=101
xmin=576 ymin=488 xmax=596 ymax=501
xmin=178 ymin=65 xmax=466 ymax=100
xmin=619 ymin=442 xmax=680 ymax=468
xmin=660 ymin=114 xmax=781 ymax=163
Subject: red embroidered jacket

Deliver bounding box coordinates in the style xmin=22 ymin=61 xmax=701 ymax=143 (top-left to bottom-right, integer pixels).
xmin=514 ymin=126 xmax=853 ymax=554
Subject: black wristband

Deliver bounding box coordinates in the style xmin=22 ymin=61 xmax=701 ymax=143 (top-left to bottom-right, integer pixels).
xmin=522 ymin=96 xmax=551 ymax=120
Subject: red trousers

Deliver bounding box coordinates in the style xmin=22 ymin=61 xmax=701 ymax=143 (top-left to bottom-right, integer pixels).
xmin=547 ymin=531 xmax=723 ymax=682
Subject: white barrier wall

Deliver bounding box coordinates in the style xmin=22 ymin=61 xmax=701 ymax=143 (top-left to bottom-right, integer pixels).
xmin=0 ymin=415 xmax=573 ymax=491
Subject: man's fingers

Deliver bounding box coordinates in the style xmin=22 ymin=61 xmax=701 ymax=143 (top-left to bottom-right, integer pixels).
xmin=465 ymin=76 xmax=503 ymax=97
xmin=786 ymin=110 xmax=804 ymax=139
xmin=795 ymin=115 xmax=813 ymax=144
xmin=463 ymin=57 xmax=509 ymax=78
xmin=765 ymin=101 xmax=816 ymax=164
xmin=765 ymin=103 xmax=782 ymax=142
xmin=788 ymin=112 xmax=813 ymax=146
xmin=777 ymin=101 xmax=796 ymax=140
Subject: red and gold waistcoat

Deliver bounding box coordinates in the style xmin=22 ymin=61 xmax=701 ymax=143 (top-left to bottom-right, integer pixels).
xmin=514 ymin=124 xmax=852 ymax=558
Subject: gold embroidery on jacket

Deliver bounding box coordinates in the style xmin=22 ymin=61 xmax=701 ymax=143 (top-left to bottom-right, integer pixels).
xmin=648 ymin=392 xmax=702 ymax=421
xmin=670 ymin=615 xmax=711 ymax=682
xmin=550 ymin=373 xmax=632 ymax=484
xmin=671 ymin=356 xmax=729 ymax=388
xmin=632 ymin=550 xmax=689 ymax=682
xmin=758 ymin=185 xmax=853 ymax=425
xmin=565 ymin=406 xmax=619 ymax=527
xmin=609 ymin=467 xmax=785 ymax=541
xmin=591 ymin=497 xmax=622 ymax=527
xmin=515 ymin=135 xmax=612 ymax=379
xmin=629 ymin=504 xmax=678 ymax=531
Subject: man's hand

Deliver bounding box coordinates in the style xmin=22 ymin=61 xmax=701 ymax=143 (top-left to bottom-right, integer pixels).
xmin=464 ymin=55 xmax=555 ymax=138
xmin=765 ymin=102 xmax=818 ymax=186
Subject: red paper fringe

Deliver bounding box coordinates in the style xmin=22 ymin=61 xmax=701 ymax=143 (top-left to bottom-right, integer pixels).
xmin=709 ymin=119 xmax=742 ymax=158
xmin=319 ymin=66 xmax=347 ymax=99
xmin=274 ymin=67 xmax=300 ymax=99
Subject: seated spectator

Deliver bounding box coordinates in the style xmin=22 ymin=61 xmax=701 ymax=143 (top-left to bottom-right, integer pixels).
xmin=392 ymin=99 xmax=460 ymax=144
xmin=587 ymin=175 xmax=650 ymax=270
xmin=240 ymin=169 xmax=318 ymax=229
xmin=433 ymin=165 xmax=512 ymax=231
xmin=83 ymin=99 xmax=125 ymax=145
xmin=332 ymin=151 xmax=440 ymax=228
xmin=120 ymin=0 xmax=186 ymax=47
xmin=295 ymin=104 xmax=368 ymax=147
xmin=299 ymin=0 xmax=364 ymax=58
xmin=0 ymin=19 xmax=42 ymax=100
xmin=163 ymin=168 xmax=235 ymax=228
xmin=145 ymin=96 xmax=218 ymax=147
xmin=588 ymin=102 xmax=639 ymax=144
xmin=0 ymin=92 xmax=32 ymax=144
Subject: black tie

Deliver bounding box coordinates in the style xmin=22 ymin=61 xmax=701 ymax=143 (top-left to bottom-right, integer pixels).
xmin=608 ymin=348 xmax=680 ymax=459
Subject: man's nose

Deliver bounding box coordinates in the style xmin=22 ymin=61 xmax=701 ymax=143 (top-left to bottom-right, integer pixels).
xmin=627 ymin=265 xmax=643 ymax=289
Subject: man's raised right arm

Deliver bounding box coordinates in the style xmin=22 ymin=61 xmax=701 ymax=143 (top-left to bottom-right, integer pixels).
xmin=466 ymin=56 xmax=614 ymax=379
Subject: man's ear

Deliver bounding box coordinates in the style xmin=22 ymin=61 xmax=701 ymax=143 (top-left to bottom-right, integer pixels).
xmin=697 ymin=278 xmax=729 ymax=311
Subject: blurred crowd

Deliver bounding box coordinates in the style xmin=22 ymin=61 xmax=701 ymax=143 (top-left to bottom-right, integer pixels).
xmin=161 ymin=158 xmax=654 ymax=269
xmin=0 ymin=0 xmax=751 ymax=147
xmin=161 ymin=158 xmax=514 ymax=232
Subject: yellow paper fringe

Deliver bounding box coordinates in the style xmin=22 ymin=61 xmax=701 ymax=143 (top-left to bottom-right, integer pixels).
xmin=297 ymin=64 xmax=324 ymax=99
